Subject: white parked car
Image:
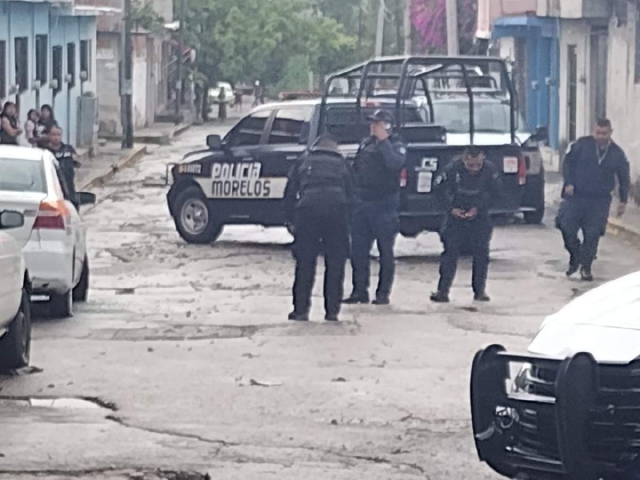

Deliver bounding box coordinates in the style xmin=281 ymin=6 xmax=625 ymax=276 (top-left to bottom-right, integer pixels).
xmin=0 ymin=146 xmax=95 ymax=318
xmin=209 ymin=81 xmax=235 ymax=105
xmin=0 ymin=210 xmax=31 ymax=369
xmin=470 ymin=271 xmax=640 ymax=480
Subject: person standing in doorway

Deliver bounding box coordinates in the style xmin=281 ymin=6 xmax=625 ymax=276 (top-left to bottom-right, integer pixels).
xmin=0 ymin=102 xmax=22 ymax=145
xmin=557 ymin=118 xmax=630 ymax=281
xmin=343 ymin=110 xmax=406 ymax=306
xmin=430 ymin=147 xmax=501 ymax=303
xmin=284 ymin=136 xmax=354 ymax=322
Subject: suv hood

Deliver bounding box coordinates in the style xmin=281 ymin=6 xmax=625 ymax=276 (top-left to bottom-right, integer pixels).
xmin=528 ymin=271 xmax=640 ymax=362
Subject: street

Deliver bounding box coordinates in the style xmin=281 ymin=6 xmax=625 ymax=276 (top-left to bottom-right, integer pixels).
xmin=2 ymin=124 xmax=640 ymax=480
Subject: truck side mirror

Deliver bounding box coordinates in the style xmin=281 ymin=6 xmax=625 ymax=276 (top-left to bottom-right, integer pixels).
xmin=207 ymin=134 xmax=223 ymax=150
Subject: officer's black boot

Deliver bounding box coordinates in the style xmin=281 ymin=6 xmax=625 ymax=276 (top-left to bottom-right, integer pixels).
xmin=474 ymin=292 xmax=491 ymax=302
xmin=566 ymin=255 xmax=580 ymax=277
xmin=430 ymin=291 xmax=450 ymax=303
xmin=343 ymin=293 xmax=370 ymax=304
xmin=580 ymin=266 xmax=594 ymax=282
xmin=288 ymin=311 xmax=310 ymax=322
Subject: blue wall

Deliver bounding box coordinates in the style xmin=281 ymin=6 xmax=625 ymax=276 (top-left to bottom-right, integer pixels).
xmin=0 ymin=1 xmax=96 ymax=147
xmin=493 ymin=17 xmax=560 ymax=149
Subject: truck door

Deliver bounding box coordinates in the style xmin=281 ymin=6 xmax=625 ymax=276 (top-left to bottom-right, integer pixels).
xmin=257 ymin=106 xmax=314 ymax=225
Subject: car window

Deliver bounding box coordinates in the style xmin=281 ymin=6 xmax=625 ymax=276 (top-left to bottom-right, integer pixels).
xmin=225 ymin=110 xmax=271 ymax=147
xmin=268 ymin=107 xmax=313 ymax=145
xmin=431 ymin=101 xmax=525 ymax=133
xmin=0 ymin=157 xmax=46 ymax=193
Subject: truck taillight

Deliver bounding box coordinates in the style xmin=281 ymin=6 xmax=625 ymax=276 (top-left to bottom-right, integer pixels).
xmin=34 ymin=200 xmax=69 ymax=230
xmin=518 ymin=156 xmax=527 ymax=186
xmin=400 ymin=168 xmax=407 ymax=188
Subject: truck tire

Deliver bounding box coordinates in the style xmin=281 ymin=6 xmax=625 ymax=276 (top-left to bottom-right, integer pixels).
xmin=0 ymin=289 xmax=32 ymax=370
xmin=172 ymin=186 xmax=223 ymax=244
xmin=73 ymin=256 xmax=90 ymax=302
xmin=523 ymin=172 xmax=545 ymax=225
xmin=50 ymin=289 xmax=73 ymax=318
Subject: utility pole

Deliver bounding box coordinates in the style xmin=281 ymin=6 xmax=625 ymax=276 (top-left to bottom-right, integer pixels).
xmin=122 ymin=0 xmax=133 ymax=149
xmin=403 ymin=0 xmax=412 ymax=55
xmin=175 ymin=0 xmax=185 ymax=123
xmin=375 ymin=0 xmax=385 ymax=58
xmin=445 ymin=0 xmax=459 ymax=56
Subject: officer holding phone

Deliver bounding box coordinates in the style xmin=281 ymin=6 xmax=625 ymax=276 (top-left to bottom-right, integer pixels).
xmin=344 ymin=109 xmax=407 ymax=306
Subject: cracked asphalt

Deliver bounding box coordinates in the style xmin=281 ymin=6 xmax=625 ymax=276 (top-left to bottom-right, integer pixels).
xmin=2 ymin=125 xmax=640 ymax=480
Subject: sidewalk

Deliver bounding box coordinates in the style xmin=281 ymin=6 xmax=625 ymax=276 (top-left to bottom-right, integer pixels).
xmin=76 ymin=142 xmax=147 ymax=191
xmin=98 ymin=122 xmax=191 ymax=146
xmin=608 ymin=202 xmax=640 ymax=245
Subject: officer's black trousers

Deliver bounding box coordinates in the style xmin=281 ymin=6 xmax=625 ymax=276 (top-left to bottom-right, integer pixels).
xmin=437 ymin=216 xmax=493 ymax=295
xmin=292 ymin=209 xmax=349 ymax=316
xmin=557 ymin=196 xmax=611 ymax=269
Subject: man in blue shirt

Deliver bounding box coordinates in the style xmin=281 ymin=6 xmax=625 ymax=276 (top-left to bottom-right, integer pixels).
xmin=343 ymin=110 xmax=406 ymax=305
xmin=558 ymin=118 xmax=630 ymax=281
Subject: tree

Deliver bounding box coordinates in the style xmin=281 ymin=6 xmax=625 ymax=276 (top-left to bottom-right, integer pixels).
xmin=411 ymin=0 xmax=478 ymax=54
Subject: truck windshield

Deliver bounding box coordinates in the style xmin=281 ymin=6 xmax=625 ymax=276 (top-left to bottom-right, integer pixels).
xmin=430 ymin=100 xmax=526 ymax=133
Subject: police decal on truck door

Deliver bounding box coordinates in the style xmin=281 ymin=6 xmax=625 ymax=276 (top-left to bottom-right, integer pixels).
xmin=202 ymin=162 xmax=287 ymax=199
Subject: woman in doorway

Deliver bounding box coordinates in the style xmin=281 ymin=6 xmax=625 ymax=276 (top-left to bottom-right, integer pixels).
xmin=0 ymin=102 xmax=23 ymax=145
xmin=35 ymin=104 xmax=57 ymax=147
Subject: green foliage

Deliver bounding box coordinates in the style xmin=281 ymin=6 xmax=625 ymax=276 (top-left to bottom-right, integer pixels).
xmin=277 ymin=55 xmax=312 ymax=92
xmin=131 ymin=0 xmax=165 ymax=33
xmin=182 ymin=0 xmax=357 ymax=91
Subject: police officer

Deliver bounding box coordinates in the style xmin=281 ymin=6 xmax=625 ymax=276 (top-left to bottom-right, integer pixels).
xmin=558 ymin=118 xmax=630 ymax=282
xmin=284 ymin=136 xmax=354 ymax=322
xmin=47 ymin=125 xmax=81 ymax=209
xmin=430 ymin=147 xmax=500 ymax=303
xmin=343 ymin=110 xmax=406 ymax=305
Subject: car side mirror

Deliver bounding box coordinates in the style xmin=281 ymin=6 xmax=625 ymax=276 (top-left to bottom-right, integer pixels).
xmin=77 ymin=192 xmax=97 ymax=206
xmin=207 ymin=134 xmax=223 ymax=150
xmin=534 ymin=125 xmax=549 ymax=143
xmin=0 ymin=211 xmax=25 ymax=229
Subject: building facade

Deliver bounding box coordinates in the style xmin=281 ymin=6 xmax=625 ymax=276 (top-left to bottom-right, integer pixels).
xmin=0 ymin=0 xmax=97 ymax=147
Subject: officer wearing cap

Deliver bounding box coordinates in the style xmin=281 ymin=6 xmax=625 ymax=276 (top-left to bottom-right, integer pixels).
xmin=343 ymin=109 xmax=407 ymax=305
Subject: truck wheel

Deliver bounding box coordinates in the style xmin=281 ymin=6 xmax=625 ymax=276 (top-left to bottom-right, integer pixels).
xmin=50 ymin=290 xmax=73 ymax=318
xmin=524 ymin=207 xmax=545 ymax=225
xmin=0 ymin=289 xmax=32 ymax=370
xmin=524 ymin=172 xmax=545 ymax=225
xmin=173 ymin=186 xmax=223 ymax=244
xmin=73 ymin=256 xmax=90 ymax=302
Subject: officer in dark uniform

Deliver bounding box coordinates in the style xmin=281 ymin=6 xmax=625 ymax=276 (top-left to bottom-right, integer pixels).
xmin=47 ymin=126 xmax=81 ymax=209
xmin=558 ymin=118 xmax=630 ymax=281
xmin=284 ymin=136 xmax=354 ymax=322
xmin=343 ymin=109 xmax=406 ymax=306
xmin=431 ymin=146 xmax=501 ymax=303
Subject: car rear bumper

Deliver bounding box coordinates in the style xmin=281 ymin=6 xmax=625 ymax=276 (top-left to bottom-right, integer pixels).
xmin=23 ymin=239 xmax=73 ymax=294
xmin=471 ymin=345 xmax=640 ymax=480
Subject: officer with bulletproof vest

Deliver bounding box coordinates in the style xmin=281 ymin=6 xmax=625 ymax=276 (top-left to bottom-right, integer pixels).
xmin=557 ymin=118 xmax=630 ymax=282
xmin=343 ymin=110 xmax=406 ymax=306
xmin=284 ymin=136 xmax=354 ymax=322
xmin=430 ymin=146 xmax=501 ymax=303
xmin=47 ymin=125 xmax=81 ymax=209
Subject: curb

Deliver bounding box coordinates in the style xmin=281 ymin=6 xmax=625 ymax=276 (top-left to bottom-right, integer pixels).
xmin=79 ymin=145 xmax=147 ymax=191
xmin=606 ymin=216 xmax=640 ymax=244
xmin=173 ymin=123 xmax=191 ymax=137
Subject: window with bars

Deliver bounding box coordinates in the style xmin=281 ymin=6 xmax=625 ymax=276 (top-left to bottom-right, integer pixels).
xmin=15 ymin=37 xmax=28 ymax=92
xmin=36 ymin=35 xmax=48 ymax=85
xmin=52 ymin=45 xmax=63 ymax=93
xmin=0 ymin=41 xmax=6 ymax=99
xmin=80 ymin=40 xmax=91 ymax=81
xmin=67 ymin=42 xmax=76 ymax=87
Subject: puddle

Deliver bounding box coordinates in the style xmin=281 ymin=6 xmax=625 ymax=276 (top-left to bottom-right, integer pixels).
xmin=0 ymin=396 xmax=114 ymax=411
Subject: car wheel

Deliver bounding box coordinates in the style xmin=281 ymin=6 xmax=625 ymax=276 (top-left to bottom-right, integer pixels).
xmin=173 ymin=186 xmax=224 ymax=244
xmin=73 ymin=255 xmax=90 ymax=302
xmin=50 ymin=289 xmax=73 ymax=318
xmin=0 ymin=289 xmax=32 ymax=370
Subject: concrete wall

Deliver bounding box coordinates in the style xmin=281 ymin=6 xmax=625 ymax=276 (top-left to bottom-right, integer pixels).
xmin=558 ymin=19 xmax=592 ymax=150
xmin=96 ymin=31 xmax=121 ymax=134
xmin=607 ymin=3 xmax=640 ymax=182
xmin=0 ymin=2 xmax=97 ymax=147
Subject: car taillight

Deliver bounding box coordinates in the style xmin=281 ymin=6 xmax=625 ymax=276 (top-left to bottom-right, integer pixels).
xmin=518 ymin=156 xmax=527 ymax=186
xmin=34 ymin=200 xmax=69 ymax=230
xmin=399 ymin=168 xmax=407 ymax=188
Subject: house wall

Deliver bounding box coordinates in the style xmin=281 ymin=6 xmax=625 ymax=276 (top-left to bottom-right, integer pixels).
xmin=96 ymin=31 xmax=120 ymax=134
xmin=607 ymin=3 xmax=640 ymax=182
xmin=558 ymin=19 xmax=592 ymax=150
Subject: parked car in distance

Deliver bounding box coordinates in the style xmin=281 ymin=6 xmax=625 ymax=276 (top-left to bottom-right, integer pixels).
xmin=0 ymin=210 xmax=31 ymax=370
xmin=209 ymin=82 xmax=235 ymax=105
xmin=470 ymin=271 xmax=640 ymax=480
xmin=0 ymin=146 xmax=96 ymax=318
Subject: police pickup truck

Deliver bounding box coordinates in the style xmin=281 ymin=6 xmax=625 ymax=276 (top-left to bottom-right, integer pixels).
xmin=167 ymin=56 xmax=539 ymax=244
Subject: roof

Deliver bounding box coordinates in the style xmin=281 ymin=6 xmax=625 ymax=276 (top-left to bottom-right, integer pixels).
xmin=0 ymin=146 xmax=47 ymax=162
xmin=251 ymin=97 xmax=418 ymax=113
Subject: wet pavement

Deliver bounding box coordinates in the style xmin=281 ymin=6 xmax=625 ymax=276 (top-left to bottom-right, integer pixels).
xmin=2 ymin=125 xmax=640 ymax=479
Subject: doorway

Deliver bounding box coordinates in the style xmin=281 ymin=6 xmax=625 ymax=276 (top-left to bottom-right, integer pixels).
xmin=567 ymin=44 xmax=578 ymax=143
xmin=590 ymin=26 xmax=608 ymax=122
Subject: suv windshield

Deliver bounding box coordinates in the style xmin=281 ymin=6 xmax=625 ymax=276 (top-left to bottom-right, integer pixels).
xmin=430 ymin=100 xmax=526 ymax=134
xmin=0 ymin=157 xmax=47 ymax=193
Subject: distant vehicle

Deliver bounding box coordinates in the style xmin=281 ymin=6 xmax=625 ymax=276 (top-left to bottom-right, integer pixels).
xmin=0 ymin=146 xmax=96 ymax=318
xmin=209 ymin=82 xmax=235 ymax=105
xmin=0 ymin=209 xmax=31 ymax=370
xmin=470 ymin=271 xmax=640 ymax=480
xmin=167 ymin=56 xmax=531 ymax=244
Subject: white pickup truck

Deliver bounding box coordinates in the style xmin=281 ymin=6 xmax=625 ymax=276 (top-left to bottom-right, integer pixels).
xmin=0 ymin=210 xmax=31 ymax=370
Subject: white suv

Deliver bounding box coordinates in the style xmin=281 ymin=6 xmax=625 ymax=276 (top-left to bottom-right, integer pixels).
xmin=0 ymin=210 xmax=31 ymax=370
xmin=0 ymin=146 xmax=95 ymax=318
